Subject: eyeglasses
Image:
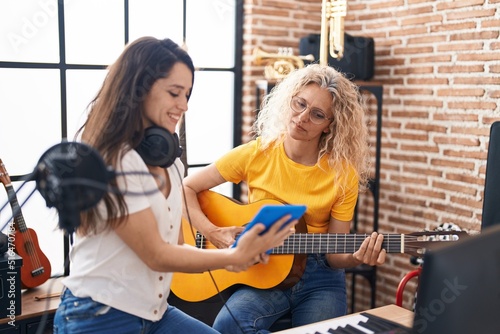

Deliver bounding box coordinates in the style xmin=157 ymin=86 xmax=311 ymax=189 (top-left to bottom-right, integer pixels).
xmin=290 ymin=96 xmax=334 ymax=125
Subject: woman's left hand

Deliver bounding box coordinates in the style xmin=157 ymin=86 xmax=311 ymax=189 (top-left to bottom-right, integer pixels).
xmin=353 ymin=232 xmax=386 ymax=266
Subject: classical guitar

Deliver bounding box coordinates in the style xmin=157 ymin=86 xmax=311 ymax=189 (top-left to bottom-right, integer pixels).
xmin=171 ymin=190 xmax=468 ymax=302
xmin=0 ymin=159 xmax=52 ymax=289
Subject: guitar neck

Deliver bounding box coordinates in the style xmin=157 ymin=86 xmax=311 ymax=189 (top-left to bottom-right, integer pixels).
xmin=4 ymin=184 xmax=28 ymax=232
xmin=271 ymin=233 xmax=404 ymax=254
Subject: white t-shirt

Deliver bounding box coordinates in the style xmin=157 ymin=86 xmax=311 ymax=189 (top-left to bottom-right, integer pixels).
xmin=62 ymin=149 xmax=184 ymax=321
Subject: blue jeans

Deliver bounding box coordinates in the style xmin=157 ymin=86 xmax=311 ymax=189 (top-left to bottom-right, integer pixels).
xmin=213 ymin=254 xmax=347 ymax=334
xmin=53 ymin=288 xmax=220 ymax=334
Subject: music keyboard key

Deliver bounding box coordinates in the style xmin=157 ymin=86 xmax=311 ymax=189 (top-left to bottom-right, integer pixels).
xmin=359 ymin=313 xmax=411 ymax=333
xmin=332 ymin=324 xmax=374 ymax=333
xmin=296 ymin=314 xmax=369 ymax=334
xmin=276 ymin=311 xmax=411 ymax=334
xmin=358 ymin=319 xmax=392 ymax=332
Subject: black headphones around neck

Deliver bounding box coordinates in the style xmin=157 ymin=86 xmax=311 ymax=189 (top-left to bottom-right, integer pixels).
xmin=135 ymin=126 xmax=183 ymax=168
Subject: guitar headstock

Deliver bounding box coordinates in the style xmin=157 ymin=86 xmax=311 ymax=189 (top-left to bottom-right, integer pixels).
xmin=403 ymin=231 xmax=470 ymax=257
xmin=0 ymin=159 xmax=12 ymax=186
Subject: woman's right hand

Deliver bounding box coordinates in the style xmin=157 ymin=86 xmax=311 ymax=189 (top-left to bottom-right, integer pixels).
xmin=225 ymin=215 xmax=297 ymax=272
xmin=206 ymin=225 xmax=244 ymax=249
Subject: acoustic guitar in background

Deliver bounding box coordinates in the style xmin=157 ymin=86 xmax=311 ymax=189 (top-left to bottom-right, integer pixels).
xmin=171 ymin=190 xmax=469 ymax=302
xmin=0 ymin=159 xmax=51 ymax=289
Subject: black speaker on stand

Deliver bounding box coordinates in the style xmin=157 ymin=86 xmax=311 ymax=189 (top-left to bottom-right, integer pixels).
xmin=299 ymin=33 xmax=375 ymax=81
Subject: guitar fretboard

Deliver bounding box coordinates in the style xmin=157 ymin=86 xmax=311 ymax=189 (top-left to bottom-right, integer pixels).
xmin=194 ymin=229 xmax=466 ymax=256
xmin=5 ymin=184 xmax=28 ymax=232
xmin=271 ymin=233 xmax=404 ymax=254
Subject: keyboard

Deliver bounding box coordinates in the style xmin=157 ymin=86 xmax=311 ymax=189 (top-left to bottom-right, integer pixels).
xmin=273 ymin=312 xmax=412 ymax=334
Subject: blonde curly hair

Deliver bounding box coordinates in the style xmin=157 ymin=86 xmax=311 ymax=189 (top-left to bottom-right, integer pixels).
xmin=253 ymin=64 xmax=371 ymax=191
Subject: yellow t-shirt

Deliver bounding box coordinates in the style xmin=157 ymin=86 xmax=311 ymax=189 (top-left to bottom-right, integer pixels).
xmin=215 ymin=138 xmax=359 ymax=233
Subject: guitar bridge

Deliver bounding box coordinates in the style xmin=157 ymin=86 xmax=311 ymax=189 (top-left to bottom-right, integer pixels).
xmin=31 ymin=267 xmax=45 ymax=277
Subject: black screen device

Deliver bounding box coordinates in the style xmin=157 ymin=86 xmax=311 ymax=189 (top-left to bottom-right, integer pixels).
xmin=232 ymin=204 xmax=306 ymax=251
xmin=410 ymin=224 xmax=500 ymax=334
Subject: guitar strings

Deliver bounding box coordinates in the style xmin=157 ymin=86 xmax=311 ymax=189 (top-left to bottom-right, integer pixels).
xmin=0 ymin=181 xmax=37 ymax=233
xmin=274 ymin=233 xmax=459 ymax=253
xmin=198 ymin=232 xmax=432 ymax=254
xmin=0 ymin=176 xmax=33 ymax=229
xmin=8 ymin=184 xmax=44 ymax=277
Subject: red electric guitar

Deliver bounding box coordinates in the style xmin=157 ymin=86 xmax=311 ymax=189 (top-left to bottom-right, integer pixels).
xmin=0 ymin=159 xmax=51 ymax=289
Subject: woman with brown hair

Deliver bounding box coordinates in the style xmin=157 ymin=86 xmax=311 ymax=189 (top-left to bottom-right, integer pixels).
xmin=53 ymin=36 xmax=296 ymax=334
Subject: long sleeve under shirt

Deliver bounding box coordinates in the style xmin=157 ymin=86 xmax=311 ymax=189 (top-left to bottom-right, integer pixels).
xmin=215 ymin=138 xmax=359 ymax=233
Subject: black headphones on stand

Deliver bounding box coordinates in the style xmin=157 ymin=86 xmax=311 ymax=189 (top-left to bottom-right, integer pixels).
xmin=135 ymin=126 xmax=183 ymax=168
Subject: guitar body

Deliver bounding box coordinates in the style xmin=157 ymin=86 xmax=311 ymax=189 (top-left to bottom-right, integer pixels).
xmin=13 ymin=228 xmax=52 ymax=289
xmin=0 ymin=159 xmax=52 ymax=289
xmin=171 ymin=190 xmax=307 ymax=302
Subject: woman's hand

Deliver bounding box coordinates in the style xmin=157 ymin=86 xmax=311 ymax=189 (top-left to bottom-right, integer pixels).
xmin=225 ymin=252 xmax=270 ymax=272
xmin=353 ymin=232 xmax=386 ymax=266
xmin=206 ymin=225 xmax=244 ymax=249
xmin=224 ymin=215 xmax=297 ymax=272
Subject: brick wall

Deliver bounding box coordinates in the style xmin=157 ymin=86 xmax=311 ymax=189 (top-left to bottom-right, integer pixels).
xmin=242 ymin=0 xmax=500 ymax=313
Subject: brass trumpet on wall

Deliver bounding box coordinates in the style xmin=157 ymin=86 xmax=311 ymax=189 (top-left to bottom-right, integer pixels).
xmin=320 ymin=0 xmax=347 ymax=64
xmin=253 ymin=47 xmax=315 ymax=80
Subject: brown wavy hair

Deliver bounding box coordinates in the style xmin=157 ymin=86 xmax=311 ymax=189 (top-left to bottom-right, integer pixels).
xmin=76 ymin=37 xmax=195 ymax=235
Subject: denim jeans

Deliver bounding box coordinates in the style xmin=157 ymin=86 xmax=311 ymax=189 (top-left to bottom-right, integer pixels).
xmin=53 ymin=288 xmax=220 ymax=334
xmin=213 ymin=254 xmax=347 ymax=334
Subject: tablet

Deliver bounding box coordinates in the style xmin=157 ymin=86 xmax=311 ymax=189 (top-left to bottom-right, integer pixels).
xmin=232 ymin=204 xmax=306 ymax=250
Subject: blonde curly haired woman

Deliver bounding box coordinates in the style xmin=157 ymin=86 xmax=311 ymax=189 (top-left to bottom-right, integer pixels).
xmin=183 ymin=64 xmax=386 ymax=333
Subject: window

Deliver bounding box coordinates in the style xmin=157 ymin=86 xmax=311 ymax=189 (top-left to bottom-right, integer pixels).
xmin=0 ymin=0 xmax=241 ymax=276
